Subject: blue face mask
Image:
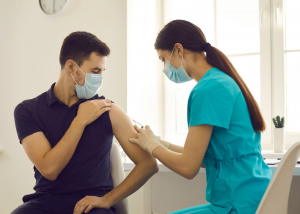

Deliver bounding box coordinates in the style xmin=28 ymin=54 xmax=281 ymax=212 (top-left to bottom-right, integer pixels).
xmin=163 ymin=48 xmax=193 ymax=83
xmin=70 ymin=62 xmax=103 ymax=99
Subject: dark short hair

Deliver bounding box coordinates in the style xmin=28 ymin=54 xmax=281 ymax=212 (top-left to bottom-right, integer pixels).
xmin=59 ymin=31 xmax=110 ymax=69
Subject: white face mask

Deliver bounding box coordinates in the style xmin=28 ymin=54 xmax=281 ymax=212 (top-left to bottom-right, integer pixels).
xmin=163 ymin=48 xmax=193 ymax=83
xmin=70 ymin=62 xmax=103 ymax=99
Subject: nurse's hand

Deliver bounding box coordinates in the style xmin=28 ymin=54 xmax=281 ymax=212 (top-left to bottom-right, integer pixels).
xmin=129 ymin=125 xmax=162 ymax=156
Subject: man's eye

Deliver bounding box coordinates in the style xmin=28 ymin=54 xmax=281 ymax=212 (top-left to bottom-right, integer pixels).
xmin=161 ymin=59 xmax=164 ymax=62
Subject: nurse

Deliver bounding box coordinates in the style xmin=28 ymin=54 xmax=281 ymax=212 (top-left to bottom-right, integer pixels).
xmin=128 ymin=20 xmax=273 ymax=214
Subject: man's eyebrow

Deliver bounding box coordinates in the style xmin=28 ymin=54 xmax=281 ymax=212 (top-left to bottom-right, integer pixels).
xmin=91 ymin=67 xmax=103 ymax=71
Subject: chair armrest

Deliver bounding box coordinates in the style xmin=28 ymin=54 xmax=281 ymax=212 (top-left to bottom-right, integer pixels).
xmin=110 ymin=142 xmax=130 ymax=214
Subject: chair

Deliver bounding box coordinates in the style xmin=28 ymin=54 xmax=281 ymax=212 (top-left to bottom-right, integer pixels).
xmin=110 ymin=142 xmax=130 ymax=214
xmin=256 ymin=141 xmax=300 ymax=214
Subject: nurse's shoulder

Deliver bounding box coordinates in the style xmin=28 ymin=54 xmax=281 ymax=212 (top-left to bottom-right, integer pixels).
xmin=193 ymin=67 xmax=240 ymax=96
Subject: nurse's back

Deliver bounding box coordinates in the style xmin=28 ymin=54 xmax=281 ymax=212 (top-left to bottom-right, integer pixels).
xmin=188 ymin=67 xmax=273 ymax=214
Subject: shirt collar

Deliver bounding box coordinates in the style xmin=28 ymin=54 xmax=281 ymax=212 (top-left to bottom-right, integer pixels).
xmin=46 ymin=83 xmax=58 ymax=107
xmin=46 ymin=82 xmax=100 ymax=107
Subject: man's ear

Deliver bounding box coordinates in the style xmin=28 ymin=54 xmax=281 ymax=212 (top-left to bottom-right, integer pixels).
xmin=65 ymin=60 xmax=74 ymax=73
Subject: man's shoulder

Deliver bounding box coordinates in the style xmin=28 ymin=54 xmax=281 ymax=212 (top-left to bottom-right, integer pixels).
xmin=15 ymin=91 xmax=48 ymax=112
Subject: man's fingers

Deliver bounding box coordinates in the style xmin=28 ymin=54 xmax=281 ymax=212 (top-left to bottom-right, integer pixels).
xmin=100 ymin=101 xmax=112 ymax=108
xmin=84 ymin=204 xmax=93 ymax=213
xmin=79 ymin=204 xmax=88 ymax=214
xmin=94 ymin=99 xmax=112 ymax=108
xmin=74 ymin=201 xmax=82 ymax=213
xmin=77 ymin=204 xmax=89 ymax=214
xmin=105 ymin=99 xmax=113 ymax=105
xmin=129 ymin=138 xmax=139 ymax=144
xmin=145 ymin=125 xmax=151 ymax=129
xmin=99 ymin=107 xmax=111 ymax=115
xmin=104 ymin=102 xmax=112 ymax=107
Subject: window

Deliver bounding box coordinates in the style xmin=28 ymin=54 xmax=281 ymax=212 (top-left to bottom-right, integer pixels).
xmin=127 ymin=0 xmax=164 ymax=139
xmin=284 ymin=0 xmax=300 ymax=134
xmin=279 ymin=0 xmax=300 ymax=145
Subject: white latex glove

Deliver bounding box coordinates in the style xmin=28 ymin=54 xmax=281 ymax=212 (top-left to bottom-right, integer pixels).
xmin=129 ymin=125 xmax=163 ymax=156
xmin=154 ymin=135 xmax=170 ymax=149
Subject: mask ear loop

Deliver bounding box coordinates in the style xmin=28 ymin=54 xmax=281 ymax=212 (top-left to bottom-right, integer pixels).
xmin=70 ymin=73 xmax=78 ymax=85
xmin=75 ymin=62 xmax=86 ymax=76
xmin=169 ymin=47 xmax=183 ymax=66
xmin=71 ymin=62 xmax=84 ymax=85
xmin=181 ymin=51 xmax=183 ymax=67
xmin=169 ymin=47 xmax=175 ymax=61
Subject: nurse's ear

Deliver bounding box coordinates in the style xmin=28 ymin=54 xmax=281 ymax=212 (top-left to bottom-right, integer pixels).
xmin=174 ymin=43 xmax=184 ymax=57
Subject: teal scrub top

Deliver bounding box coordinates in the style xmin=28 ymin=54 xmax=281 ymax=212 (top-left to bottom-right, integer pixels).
xmin=187 ymin=67 xmax=273 ymax=214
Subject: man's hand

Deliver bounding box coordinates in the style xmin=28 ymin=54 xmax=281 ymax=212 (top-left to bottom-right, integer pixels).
xmin=76 ymin=99 xmax=113 ymax=126
xmin=73 ymin=195 xmax=110 ymax=214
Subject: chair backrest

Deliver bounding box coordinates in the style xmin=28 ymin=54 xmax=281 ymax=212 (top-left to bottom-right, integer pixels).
xmin=256 ymin=141 xmax=300 ymax=214
xmin=110 ymin=142 xmax=129 ymax=214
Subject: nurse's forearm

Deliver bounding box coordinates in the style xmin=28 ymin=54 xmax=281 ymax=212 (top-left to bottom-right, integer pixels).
xmin=162 ymin=141 xmax=205 ymax=168
xmin=152 ymin=145 xmax=197 ymax=179
xmin=165 ymin=141 xmax=183 ymax=153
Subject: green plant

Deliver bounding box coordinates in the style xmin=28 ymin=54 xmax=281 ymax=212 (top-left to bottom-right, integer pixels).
xmin=272 ymin=115 xmax=285 ymax=128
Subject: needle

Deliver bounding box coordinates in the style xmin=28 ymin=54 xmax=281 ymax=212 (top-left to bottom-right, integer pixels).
xmin=131 ymin=118 xmax=144 ymax=128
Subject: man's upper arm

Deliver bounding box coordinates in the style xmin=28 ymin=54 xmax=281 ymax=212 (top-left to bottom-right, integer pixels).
xmin=14 ymin=103 xmax=53 ymax=179
xmin=109 ymin=104 xmax=157 ymax=165
xmin=21 ymin=132 xmax=53 ymax=180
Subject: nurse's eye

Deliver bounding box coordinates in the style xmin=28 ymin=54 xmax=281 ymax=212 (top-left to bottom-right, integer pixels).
xmin=161 ymin=59 xmax=164 ymax=62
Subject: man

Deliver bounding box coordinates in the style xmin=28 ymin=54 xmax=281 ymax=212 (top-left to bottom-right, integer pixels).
xmin=12 ymin=31 xmax=159 ymax=214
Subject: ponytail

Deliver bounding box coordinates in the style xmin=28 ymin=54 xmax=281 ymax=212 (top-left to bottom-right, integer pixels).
xmin=205 ymin=45 xmax=266 ymax=132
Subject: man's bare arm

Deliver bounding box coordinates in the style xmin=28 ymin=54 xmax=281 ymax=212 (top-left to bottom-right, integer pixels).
xmin=22 ymin=117 xmax=86 ymax=181
xmin=21 ymin=100 xmax=112 ymax=181
xmin=103 ymin=104 xmax=159 ymax=207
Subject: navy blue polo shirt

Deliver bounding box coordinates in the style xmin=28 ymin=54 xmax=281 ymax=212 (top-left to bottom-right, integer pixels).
xmin=13 ymin=82 xmax=114 ymax=194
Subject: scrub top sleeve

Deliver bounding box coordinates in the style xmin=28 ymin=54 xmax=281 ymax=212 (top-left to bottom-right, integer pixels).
xmin=188 ymin=82 xmax=237 ymax=129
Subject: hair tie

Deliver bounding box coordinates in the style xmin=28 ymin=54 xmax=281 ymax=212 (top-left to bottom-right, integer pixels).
xmin=201 ymin=43 xmax=211 ymax=52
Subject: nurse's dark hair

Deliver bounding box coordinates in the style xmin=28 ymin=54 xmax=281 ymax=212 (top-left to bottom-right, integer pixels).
xmin=155 ymin=20 xmax=266 ymax=133
xmin=59 ymin=31 xmax=110 ymax=69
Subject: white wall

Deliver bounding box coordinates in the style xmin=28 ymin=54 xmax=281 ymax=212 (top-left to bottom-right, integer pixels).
xmin=0 ymin=1 xmax=127 ymax=213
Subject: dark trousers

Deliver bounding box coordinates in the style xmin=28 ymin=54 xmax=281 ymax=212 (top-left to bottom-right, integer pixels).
xmin=10 ymin=189 xmax=116 ymax=214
